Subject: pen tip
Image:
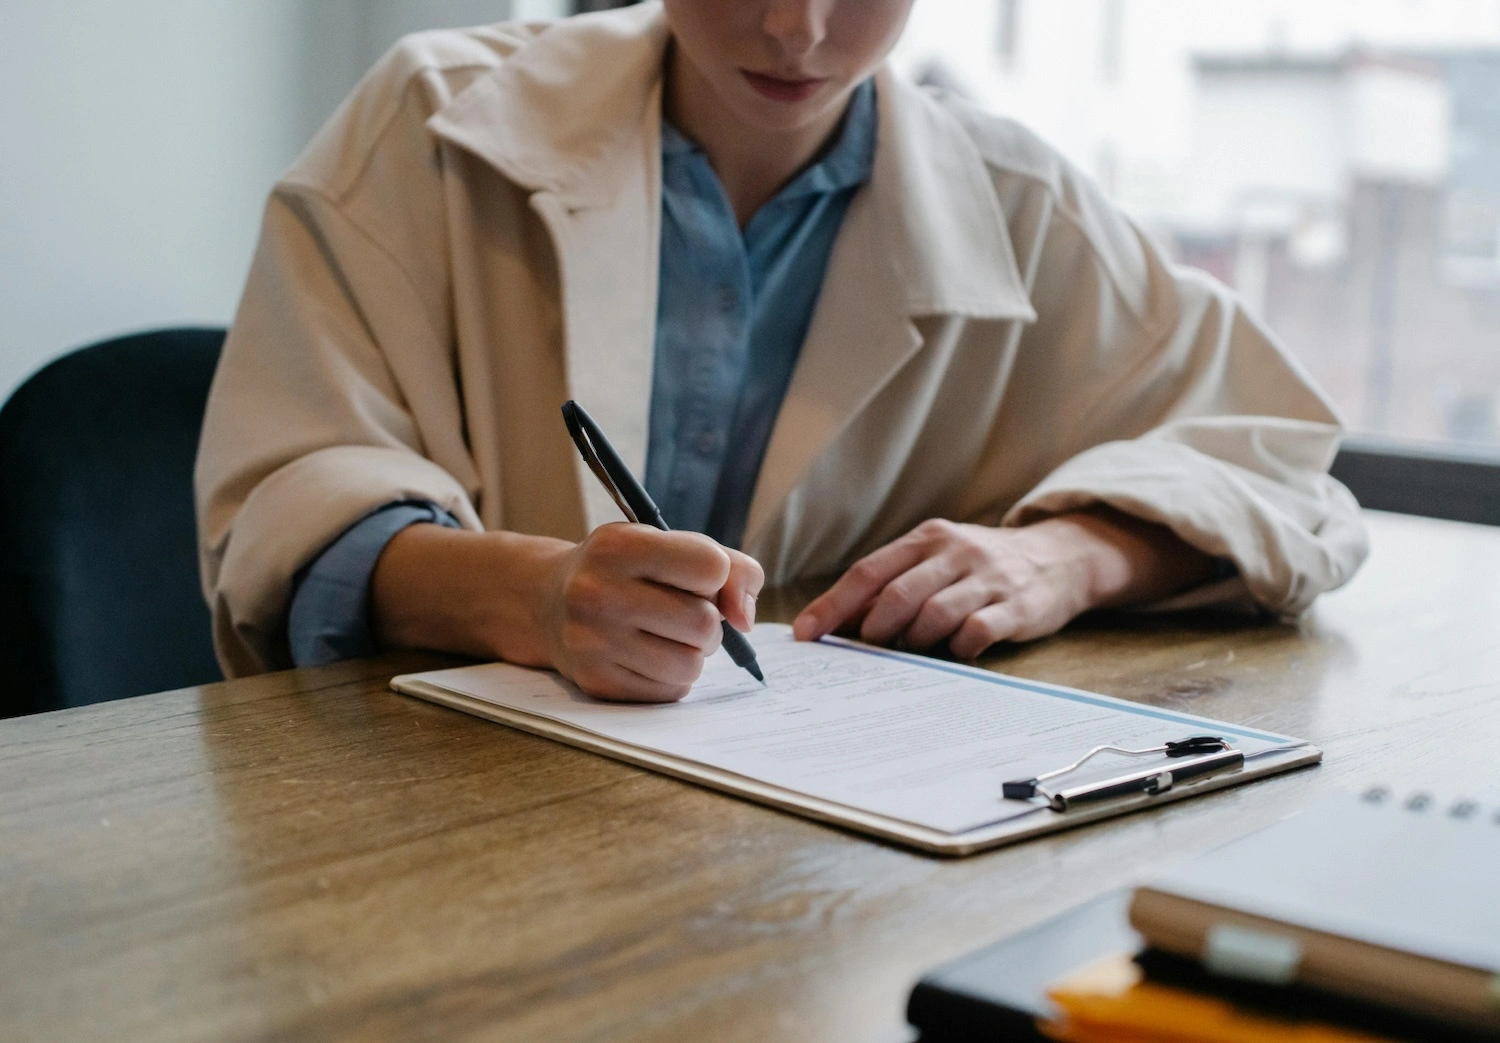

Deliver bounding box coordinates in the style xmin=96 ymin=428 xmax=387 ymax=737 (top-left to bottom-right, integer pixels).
xmin=748 ymin=662 xmax=765 ymax=685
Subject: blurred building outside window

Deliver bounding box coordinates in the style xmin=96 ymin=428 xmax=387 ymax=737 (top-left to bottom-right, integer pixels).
xmin=892 ymin=0 xmax=1500 ymax=452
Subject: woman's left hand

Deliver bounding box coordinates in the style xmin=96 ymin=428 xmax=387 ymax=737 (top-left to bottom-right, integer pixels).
xmin=792 ymin=511 xmax=1216 ymax=660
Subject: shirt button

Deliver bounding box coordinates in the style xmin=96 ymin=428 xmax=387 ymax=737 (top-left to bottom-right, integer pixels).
xmin=697 ymin=432 xmax=719 ymax=454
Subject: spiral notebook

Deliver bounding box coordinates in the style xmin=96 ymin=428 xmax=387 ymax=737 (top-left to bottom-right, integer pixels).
xmin=391 ymin=624 xmax=1320 ymax=856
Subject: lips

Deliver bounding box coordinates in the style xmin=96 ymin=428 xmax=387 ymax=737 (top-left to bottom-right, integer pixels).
xmin=742 ymin=70 xmax=828 ymax=103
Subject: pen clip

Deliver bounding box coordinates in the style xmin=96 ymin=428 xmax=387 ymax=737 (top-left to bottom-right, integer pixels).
xmin=1002 ymin=735 xmax=1239 ymax=809
xmin=1042 ymin=746 xmax=1244 ymax=812
xmin=562 ymin=401 xmax=640 ymax=524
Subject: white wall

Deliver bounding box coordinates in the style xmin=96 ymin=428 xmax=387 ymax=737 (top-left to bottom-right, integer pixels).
xmin=0 ymin=1 xmax=307 ymax=402
xmin=0 ymin=0 xmax=567 ymax=406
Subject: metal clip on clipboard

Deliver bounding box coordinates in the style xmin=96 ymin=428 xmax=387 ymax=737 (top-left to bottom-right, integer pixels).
xmin=1002 ymin=735 xmax=1244 ymax=813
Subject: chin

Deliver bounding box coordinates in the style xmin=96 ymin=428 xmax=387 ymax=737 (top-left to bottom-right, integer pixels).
xmin=730 ymin=85 xmax=846 ymax=136
xmin=738 ymin=106 xmax=822 ymax=135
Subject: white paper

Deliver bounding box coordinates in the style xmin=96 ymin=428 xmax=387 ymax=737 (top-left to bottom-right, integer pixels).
xmin=411 ymin=624 xmax=1299 ymax=835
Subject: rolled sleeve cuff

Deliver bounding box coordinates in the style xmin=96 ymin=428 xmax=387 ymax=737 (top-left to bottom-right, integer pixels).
xmin=286 ymin=501 xmax=461 ymax=667
xmin=1001 ymin=429 xmax=1368 ymax=617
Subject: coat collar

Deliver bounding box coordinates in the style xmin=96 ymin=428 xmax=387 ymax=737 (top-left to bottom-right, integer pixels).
xmin=428 ymin=2 xmax=1037 ymax=538
xmin=429 ymin=3 xmax=1034 ymax=318
xmin=427 ymin=2 xmax=670 ymax=209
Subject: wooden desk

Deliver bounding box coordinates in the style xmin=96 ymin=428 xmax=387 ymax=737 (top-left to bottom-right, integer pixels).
xmin=3 ymin=511 xmax=1498 ymax=1043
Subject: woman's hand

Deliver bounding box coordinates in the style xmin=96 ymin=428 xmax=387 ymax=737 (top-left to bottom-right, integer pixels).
xmin=537 ymin=524 xmax=763 ymax=702
xmin=372 ymin=523 xmax=762 ymax=703
xmin=792 ymin=510 xmax=1215 ymax=659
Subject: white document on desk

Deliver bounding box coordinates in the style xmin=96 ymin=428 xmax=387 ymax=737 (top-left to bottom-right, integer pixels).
xmin=392 ymin=624 xmax=1317 ymax=852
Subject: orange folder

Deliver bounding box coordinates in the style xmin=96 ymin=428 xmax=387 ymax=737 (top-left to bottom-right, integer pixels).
xmin=1039 ymin=955 xmax=1396 ymax=1043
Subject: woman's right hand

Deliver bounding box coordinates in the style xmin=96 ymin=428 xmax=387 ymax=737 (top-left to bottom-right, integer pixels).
xmin=372 ymin=522 xmax=763 ymax=703
xmin=536 ymin=524 xmax=763 ymax=701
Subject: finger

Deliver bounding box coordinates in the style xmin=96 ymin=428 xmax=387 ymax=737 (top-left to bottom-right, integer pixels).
xmin=592 ymin=525 xmax=731 ymax=598
xmin=949 ymin=602 xmax=1023 ymax=660
xmin=572 ymin=657 xmax=694 ymax=704
xmin=620 ymin=582 xmax=725 ymax=653
xmin=717 ymin=549 xmax=765 ymax=632
xmin=562 ymin=552 xmax=723 ymax=653
xmin=1004 ymin=599 xmax=1076 ymax=645
xmin=903 ymin=577 xmax=994 ymax=650
xmin=644 ymin=530 xmax=732 ymax=598
xmin=613 ymin=628 xmax=712 ymax=689
xmin=860 ymin=554 xmax=967 ymax=645
xmin=793 ymin=538 xmax=929 ymax=641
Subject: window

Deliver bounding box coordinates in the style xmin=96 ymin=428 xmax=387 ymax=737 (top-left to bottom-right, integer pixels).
xmin=893 ymin=0 xmax=1500 ymax=453
xmin=1099 ymin=0 xmax=1125 ymax=84
xmin=996 ymin=0 xmax=1023 ymax=71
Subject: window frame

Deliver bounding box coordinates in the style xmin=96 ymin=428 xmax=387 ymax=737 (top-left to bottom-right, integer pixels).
xmin=1332 ymin=435 xmax=1500 ymax=526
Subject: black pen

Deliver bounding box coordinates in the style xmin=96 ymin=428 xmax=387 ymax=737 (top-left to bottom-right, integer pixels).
xmin=561 ymin=400 xmax=765 ymax=686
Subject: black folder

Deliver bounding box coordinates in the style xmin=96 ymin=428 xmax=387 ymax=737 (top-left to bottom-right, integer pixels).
xmin=907 ymin=892 xmax=1136 ymax=1042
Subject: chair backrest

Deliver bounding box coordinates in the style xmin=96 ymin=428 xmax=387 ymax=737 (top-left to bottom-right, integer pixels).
xmin=0 ymin=328 xmax=226 ymax=717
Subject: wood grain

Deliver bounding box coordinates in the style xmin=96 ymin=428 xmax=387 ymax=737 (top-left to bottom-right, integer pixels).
xmin=3 ymin=511 xmax=1498 ymax=1043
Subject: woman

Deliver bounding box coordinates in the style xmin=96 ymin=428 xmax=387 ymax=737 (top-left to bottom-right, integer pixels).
xmin=196 ymin=0 xmax=1366 ymax=699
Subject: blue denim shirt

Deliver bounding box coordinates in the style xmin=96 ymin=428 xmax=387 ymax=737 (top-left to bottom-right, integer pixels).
xmin=645 ymin=79 xmax=876 ymax=547
xmin=287 ymin=81 xmax=878 ymax=667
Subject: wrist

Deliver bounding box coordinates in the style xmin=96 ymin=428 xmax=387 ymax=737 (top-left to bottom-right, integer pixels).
xmin=371 ymin=525 xmax=574 ymax=665
xmin=1033 ymin=508 xmax=1215 ymax=612
xmin=1020 ymin=514 xmax=1129 ymax=614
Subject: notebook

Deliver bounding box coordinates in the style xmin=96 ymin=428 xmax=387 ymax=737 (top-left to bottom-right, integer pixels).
xmin=390 ymin=624 xmax=1320 ymax=856
xmin=1130 ymin=788 xmax=1500 ymax=1032
xmin=908 ymin=891 xmax=1489 ymax=1042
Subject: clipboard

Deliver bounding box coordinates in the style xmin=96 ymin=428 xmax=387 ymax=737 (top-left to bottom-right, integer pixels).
xmin=392 ymin=627 xmax=1321 ymax=857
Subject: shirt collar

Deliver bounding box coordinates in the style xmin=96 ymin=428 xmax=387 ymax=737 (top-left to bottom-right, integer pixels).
xmin=660 ymin=79 xmax=877 ymax=201
xmin=658 ymin=117 xmax=695 ymax=158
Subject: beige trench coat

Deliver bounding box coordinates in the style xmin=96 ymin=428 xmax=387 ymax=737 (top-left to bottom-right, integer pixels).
xmin=196 ymin=2 xmax=1367 ymax=677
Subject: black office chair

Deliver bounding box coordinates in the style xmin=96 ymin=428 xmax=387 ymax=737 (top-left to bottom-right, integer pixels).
xmin=0 ymin=328 xmax=226 ymax=717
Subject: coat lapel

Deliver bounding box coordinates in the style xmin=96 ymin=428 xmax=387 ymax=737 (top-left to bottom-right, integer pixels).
xmin=527 ymin=129 xmax=661 ymax=532
xmin=742 ymin=71 xmax=1038 ymax=551
xmin=428 ymin=5 xmax=668 ymax=531
xmin=428 ymin=9 xmax=1040 ymax=546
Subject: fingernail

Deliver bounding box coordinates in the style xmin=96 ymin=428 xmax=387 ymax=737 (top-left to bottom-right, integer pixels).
xmin=742 ymin=592 xmax=757 ymax=628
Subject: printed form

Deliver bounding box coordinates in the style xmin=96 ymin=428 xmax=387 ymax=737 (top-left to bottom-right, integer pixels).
xmin=408 ymin=624 xmax=1297 ymax=835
